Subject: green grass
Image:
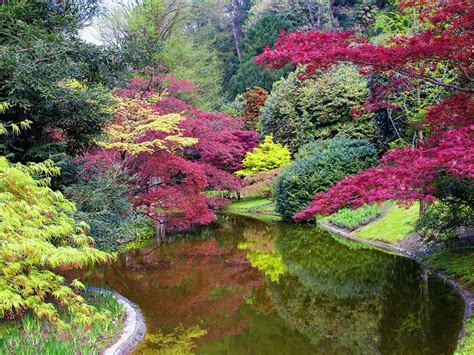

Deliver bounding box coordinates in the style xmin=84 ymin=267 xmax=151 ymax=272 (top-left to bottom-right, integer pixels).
xmin=224 ymin=197 xmax=281 ymax=221
xmin=456 ymin=317 xmax=474 ymax=354
xmin=225 ymin=197 xmax=272 ymax=210
xmin=353 ymin=203 xmax=419 ymax=244
xmin=422 ymin=246 xmax=474 ymax=293
xmin=327 ymin=204 xmax=381 ymax=230
xmin=0 ymin=290 xmax=125 ymax=354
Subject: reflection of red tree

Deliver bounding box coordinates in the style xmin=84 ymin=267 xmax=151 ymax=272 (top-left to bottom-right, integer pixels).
xmin=64 ymin=238 xmax=265 ymax=342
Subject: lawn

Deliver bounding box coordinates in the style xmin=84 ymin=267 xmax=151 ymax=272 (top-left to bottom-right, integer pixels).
xmin=456 ymin=316 xmax=474 ymax=355
xmin=353 ymin=203 xmax=419 ymax=244
xmin=224 ymin=197 xmax=281 ymax=222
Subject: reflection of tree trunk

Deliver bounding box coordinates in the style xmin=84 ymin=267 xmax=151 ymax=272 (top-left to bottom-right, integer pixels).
xmin=422 ymin=270 xmax=430 ymax=324
xmin=422 ymin=270 xmax=429 ymax=298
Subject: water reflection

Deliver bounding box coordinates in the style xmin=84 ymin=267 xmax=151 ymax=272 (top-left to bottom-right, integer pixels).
xmin=66 ymin=215 xmax=464 ymax=354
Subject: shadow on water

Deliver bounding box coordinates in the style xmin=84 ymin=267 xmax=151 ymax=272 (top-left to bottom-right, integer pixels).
xmin=65 ymin=214 xmax=464 ymax=354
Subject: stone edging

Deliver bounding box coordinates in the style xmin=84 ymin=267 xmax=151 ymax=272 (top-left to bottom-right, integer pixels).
xmin=88 ymin=287 xmax=147 ymax=355
xmin=319 ymin=222 xmax=474 ymax=342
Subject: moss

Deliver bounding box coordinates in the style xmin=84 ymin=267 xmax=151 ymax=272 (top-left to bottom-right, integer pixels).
xmin=353 ymin=203 xmax=419 ymax=244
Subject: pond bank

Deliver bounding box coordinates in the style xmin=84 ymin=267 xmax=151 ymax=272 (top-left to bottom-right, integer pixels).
xmin=88 ymin=288 xmax=146 ymax=354
xmin=318 ymin=221 xmax=474 ymax=354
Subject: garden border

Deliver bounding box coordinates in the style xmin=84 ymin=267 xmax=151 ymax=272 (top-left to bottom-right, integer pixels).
xmin=88 ymin=287 xmax=146 ymax=354
xmin=319 ymin=221 xmax=474 ymax=343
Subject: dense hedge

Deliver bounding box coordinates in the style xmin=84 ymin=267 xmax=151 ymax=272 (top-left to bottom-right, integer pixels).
xmin=274 ymin=139 xmax=377 ymax=220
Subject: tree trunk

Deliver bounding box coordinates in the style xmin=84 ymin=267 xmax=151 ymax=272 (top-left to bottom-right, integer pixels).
xmin=155 ymin=219 xmax=166 ymax=246
xmin=419 ymin=199 xmax=427 ymax=216
xmin=232 ymin=17 xmax=242 ymax=59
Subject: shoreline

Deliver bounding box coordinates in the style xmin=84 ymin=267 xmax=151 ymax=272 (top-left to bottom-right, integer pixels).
xmin=319 ymin=221 xmax=473 ymax=345
xmin=88 ymin=287 xmax=147 ymax=355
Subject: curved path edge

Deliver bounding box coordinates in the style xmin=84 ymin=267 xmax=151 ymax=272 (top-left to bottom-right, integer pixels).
xmin=319 ymin=222 xmax=473 ymax=342
xmin=88 ymin=287 xmax=147 ymax=355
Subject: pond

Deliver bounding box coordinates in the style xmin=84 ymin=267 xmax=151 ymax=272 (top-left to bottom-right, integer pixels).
xmin=67 ymin=215 xmax=465 ymax=354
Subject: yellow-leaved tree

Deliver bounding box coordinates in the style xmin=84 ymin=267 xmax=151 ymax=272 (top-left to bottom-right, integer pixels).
xmin=0 ymin=156 xmax=113 ymax=329
xmin=99 ymin=95 xmax=196 ymax=155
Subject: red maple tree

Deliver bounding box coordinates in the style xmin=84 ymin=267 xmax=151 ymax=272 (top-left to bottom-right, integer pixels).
xmin=82 ymin=74 xmax=259 ymax=241
xmin=254 ymin=0 xmax=473 ymax=220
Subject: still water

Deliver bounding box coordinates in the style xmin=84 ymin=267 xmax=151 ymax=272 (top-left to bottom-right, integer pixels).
xmin=69 ymin=215 xmax=464 ymax=354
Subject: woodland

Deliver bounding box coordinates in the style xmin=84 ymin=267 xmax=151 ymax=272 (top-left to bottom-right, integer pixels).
xmin=0 ymin=0 xmax=472 ymax=353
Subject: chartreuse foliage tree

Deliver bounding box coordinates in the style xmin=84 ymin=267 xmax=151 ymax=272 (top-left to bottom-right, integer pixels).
xmin=0 ymin=157 xmax=112 ymax=328
xmin=236 ymin=136 xmax=291 ymax=177
xmin=100 ymin=94 xmax=196 ymax=155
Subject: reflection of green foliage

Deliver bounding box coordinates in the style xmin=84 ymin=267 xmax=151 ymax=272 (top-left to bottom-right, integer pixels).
xmin=328 ymin=233 xmax=376 ymax=251
xmin=195 ymin=303 xmax=316 ymax=354
xmin=268 ymin=275 xmax=381 ymax=353
xmin=245 ymin=252 xmax=285 ymax=283
xmin=276 ymin=225 xmax=389 ymax=298
xmin=238 ymin=224 xmax=286 ymax=282
xmin=142 ymin=325 xmax=207 ymax=354
xmin=207 ymin=285 xmax=242 ymax=301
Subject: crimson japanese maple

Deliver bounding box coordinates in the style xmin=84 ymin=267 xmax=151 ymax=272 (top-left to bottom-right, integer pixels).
xmin=83 ymin=74 xmax=259 ymax=240
xmin=254 ymin=0 xmax=473 ymax=221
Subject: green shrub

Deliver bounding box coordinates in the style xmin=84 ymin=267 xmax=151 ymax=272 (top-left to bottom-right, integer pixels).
xmin=415 ymin=176 xmax=473 ymax=241
xmin=274 ymin=139 xmax=377 ymax=220
xmin=0 ymin=290 xmax=125 ymax=354
xmin=241 ymin=167 xmax=283 ymax=198
xmin=328 ymin=204 xmax=381 ymax=230
xmin=259 ymin=64 xmax=376 ymax=153
xmin=65 ymin=164 xmax=152 ymax=251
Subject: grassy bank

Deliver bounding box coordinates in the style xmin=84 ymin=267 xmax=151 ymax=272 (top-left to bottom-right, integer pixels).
xmin=0 ymin=290 xmax=125 ymax=354
xmin=224 ymin=197 xmax=281 ymax=222
xmin=353 ymin=203 xmax=419 ymax=244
